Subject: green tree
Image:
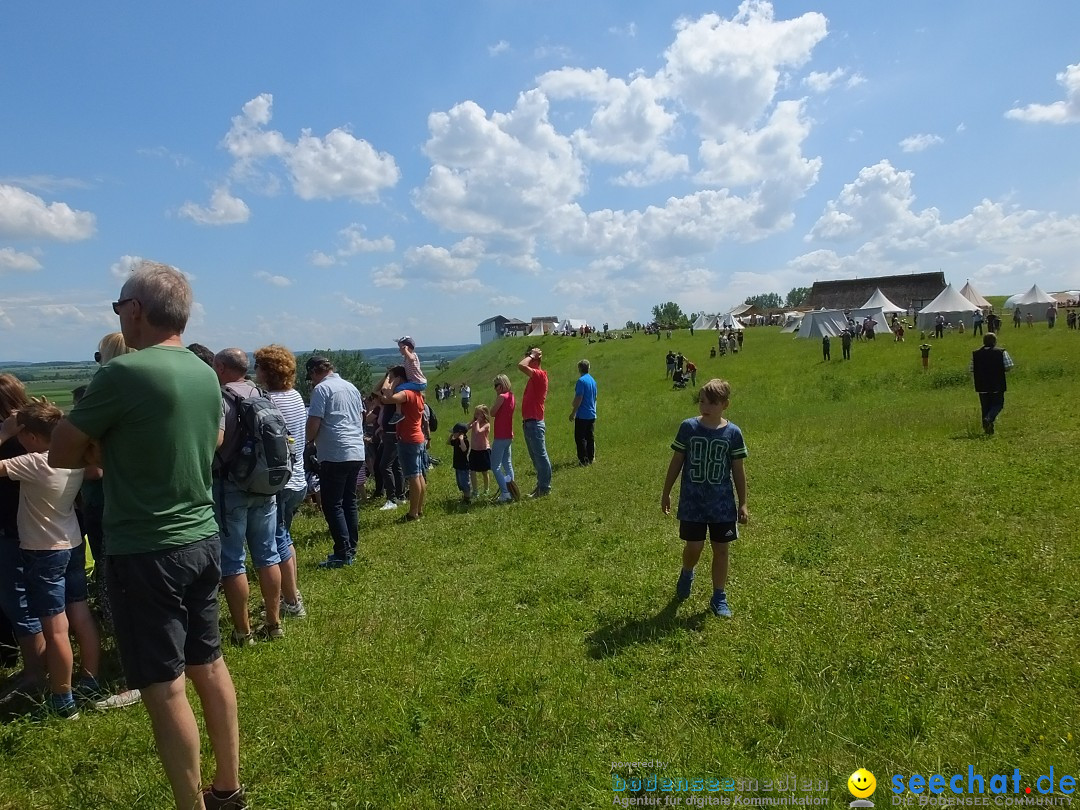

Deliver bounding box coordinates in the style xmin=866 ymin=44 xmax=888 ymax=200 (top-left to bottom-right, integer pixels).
xmin=785 ymin=286 xmax=811 ymax=307
xmin=744 ymin=292 xmax=783 ymax=310
xmin=295 ymin=349 xmax=374 ymax=400
xmin=650 ymin=301 xmax=690 ymax=328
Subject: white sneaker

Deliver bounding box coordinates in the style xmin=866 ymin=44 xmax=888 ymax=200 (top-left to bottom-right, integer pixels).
xmin=379 ymin=500 xmax=400 ymax=511
xmin=92 ymin=689 xmax=142 ymax=711
xmin=281 ymin=593 xmax=307 ymax=618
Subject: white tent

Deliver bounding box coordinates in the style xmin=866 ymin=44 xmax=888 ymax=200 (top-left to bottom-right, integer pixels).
xmin=527 ymin=322 xmax=545 ymax=337
xmin=780 ymin=312 xmax=804 ymax=333
xmin=559 ymin=318 xmax=589 ymax=334
xmin=727 ymin=303 xmax=753 ymax=317
xmin=1010 ymin=284 xmax=1057 ymax=307
xmin=793 ymin=307 xmax=890 ymax=339
xmin=859 ymin=288 xmax=906 ymax=315
xmin=692 ymin=313 xmax=716 ymax=329
xmin=916 ymin=284 xmax=979 ymax=330
xmin=717 ymin=311 xmax=744 ymax=331
xmin=1052 ymin=290 xmax=1080 ymax=304
xmin=958 ymin=281 xmax=992 ymax=309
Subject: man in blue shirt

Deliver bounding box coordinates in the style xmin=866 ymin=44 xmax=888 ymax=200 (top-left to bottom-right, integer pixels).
xmin=568 ymin=359 xmax=597 ymax=465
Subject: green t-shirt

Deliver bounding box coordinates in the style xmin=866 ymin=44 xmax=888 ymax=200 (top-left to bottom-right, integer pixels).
xmin=67 ymin=345 xmax=221 ymax=555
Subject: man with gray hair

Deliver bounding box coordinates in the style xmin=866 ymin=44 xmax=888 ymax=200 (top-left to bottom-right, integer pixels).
xmin=50 ymin=262 xmax=245 ymax=810
xmin=213 ymin=349 xmax=283 ymax=644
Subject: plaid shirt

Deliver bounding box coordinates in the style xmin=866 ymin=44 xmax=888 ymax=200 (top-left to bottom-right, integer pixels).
xmin=969 ymin=350 xmax=1014 ymax=373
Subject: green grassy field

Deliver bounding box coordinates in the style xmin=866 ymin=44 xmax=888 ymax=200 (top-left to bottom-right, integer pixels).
xmin=1 ymin=317 xmax=1078 ymax=809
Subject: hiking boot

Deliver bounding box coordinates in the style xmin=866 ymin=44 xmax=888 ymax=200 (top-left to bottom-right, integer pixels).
xmin=256 ymin=623 xmax=284 ymax=641
xmin=229 ymin=629 xmax=255 ymax=647
xmin=710 ymin=591 xmax=732 ymax=618
xmin=202 ymin=786 xmax=248 ymax=810
xmin=675 ymin=569 xmax=694 ymax=600
xmin=281 ymin=593 xmax=306 ymax=618
xmin=92 ymin=689 xmax=143 ymax=711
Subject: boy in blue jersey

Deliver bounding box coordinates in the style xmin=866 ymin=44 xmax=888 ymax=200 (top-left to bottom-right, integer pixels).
xmin=661 ymin=378 xmax=748 ymax=617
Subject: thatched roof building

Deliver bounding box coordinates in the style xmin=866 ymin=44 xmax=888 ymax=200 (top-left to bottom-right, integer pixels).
xmin=804 ymin=272 xmax=946 ymax=313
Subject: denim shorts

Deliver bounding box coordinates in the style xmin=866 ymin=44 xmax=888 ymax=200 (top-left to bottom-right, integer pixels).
xmin=216 ymin=479 xmax=281 ymax=577
xmin=107 ymin=535 xmax=222 ymax=689
xmin=398 ymin=441 xmax=425 ymax=478
xmin=0 ymin=536 xmax=43 ymax=636
xmin=275 ymin=487 xmax=307 ymax=564
xmin=22 ymin=543 xmax=89 ymax=619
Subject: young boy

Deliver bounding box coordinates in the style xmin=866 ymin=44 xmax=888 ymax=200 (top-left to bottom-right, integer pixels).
xmin=449 ymin=422 xmax=472 ymax=502
xmin=0 ymin=399 xmax=101 ymax=718
xmin=661 ymin=379 xmax=749 ymax=618
xmin=395 ymin=336 xmax=427 ymax=392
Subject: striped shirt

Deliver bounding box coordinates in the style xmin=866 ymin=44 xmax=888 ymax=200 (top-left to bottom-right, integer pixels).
xmin=269 ymin=388 xmax=309 ymax=492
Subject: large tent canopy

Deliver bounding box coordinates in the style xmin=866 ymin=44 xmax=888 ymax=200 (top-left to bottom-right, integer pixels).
xmin=559 ymin=318 xmax=589 ymax=333
xmin=916 ymin=284 xmax=979 ymax=330
xmin=958 ymin=281 xmax=992 ymax=309
xmin=793 ymin=307 xmax=890 ymax=339
xmin=717 ymin=312 xmax=744 ymax=331
xmin=692 ymin=313 xmax=716 ymax=329
xmin=859 ymin=288 xmax=906 ymax=314
xmin=1009 ymin=284 xmax=1057 ymax=307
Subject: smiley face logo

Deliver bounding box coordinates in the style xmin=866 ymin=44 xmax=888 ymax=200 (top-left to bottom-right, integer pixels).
xmin=848 ymin=768 xmax=876 ymax=799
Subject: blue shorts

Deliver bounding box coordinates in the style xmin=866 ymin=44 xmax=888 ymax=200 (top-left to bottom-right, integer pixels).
xmin=398 ymin=441 xmax=425 ymax=478
xmin=216 ymin=480 xmax=281 ymax=577
xmin=275 ymin=487 xmax=307 ymax=564
xmin=395 ymin=380 xmax=427 ymax=392
xmin=22 ymin=543 xmax=89 ymax=618
xmin=0 ymin=536 xmax=43 ymax=636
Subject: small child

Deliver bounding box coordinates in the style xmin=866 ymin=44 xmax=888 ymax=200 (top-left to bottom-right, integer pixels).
xmin=395 ymin=336 xmax=427 ymax=392
xmin=661 ymin=379 xmax=749 ymax=618
xmin=449 ymin=423 xmax=471 ymax=502
xmin=0 ymin=399 xmax=102 ymax=718
xmin=468 ymin=405 xmax=492 ymax=497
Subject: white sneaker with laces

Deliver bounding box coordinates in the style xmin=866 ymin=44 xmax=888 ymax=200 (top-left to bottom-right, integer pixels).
xmin=379 ymin=500 xmax=400 ymax=511
xmin=92 ymin=689 xmax=143 ymax=711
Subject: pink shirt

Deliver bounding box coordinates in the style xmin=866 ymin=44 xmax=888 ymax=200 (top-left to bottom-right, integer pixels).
xmin=470 ymin=420 xmax=490 ymax=451
xmin=493 ymin=392 xmax=515 ymax=440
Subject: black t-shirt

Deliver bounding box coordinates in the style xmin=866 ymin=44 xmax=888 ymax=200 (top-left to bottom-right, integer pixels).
xmin=0 ymin=437 xmax=26 ymax=539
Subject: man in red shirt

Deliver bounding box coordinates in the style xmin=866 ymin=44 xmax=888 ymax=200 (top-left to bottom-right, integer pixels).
xmin=378 ymin=366 xmax=427 ymax=521
xmin=517 ymin=347 xmax=552 ymax=497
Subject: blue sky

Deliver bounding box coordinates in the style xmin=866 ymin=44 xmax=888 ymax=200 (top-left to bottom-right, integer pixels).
xmin=2 ymin=1 xmax=1078 ymax=360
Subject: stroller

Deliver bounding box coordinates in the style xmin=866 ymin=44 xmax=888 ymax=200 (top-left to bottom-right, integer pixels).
xmin=671 ymin=370 xmax=689 ymax=389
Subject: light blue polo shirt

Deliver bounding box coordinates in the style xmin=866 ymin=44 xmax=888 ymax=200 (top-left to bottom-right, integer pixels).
xmin=308 ymin=373 xmax=365 ymax=463
xmin=575 ymin=373 xmax=597 ymax=419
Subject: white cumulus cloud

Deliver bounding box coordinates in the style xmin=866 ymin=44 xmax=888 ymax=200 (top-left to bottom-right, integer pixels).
xmin=899 ymin=133 xmax=944 ymax=153
xmin=0 ymin=184 xmax=96 ymax=241
xmin=1006 ymin=62 xmax=1080 ymax=124
xmin=179 ymin=187 xmax=251 ymax=225
xmin=254 ymin=271 xmax=292 ymax=287
xmin=0 ymin=247 xmax=42 ymax=273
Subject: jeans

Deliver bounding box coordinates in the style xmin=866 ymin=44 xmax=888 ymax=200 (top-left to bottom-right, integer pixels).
xmin=574 ymin=418 xmax=596 ymax=464
xmin=379 ymin=432 xmax=405 ymax=502
xmin=275 ymin=486 xmax=307 ymax=564
xmin=320 ymin=460 xmax=363 ymax=560
xmin=978 ymin=392 xmax=1005 ymax=424
xmin=490 ymin=438 xmax=515 ymax=497
xmin=522 ymin=420 xmax=552 ymax=493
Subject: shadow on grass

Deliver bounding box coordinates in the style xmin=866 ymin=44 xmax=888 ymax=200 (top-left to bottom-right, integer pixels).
xmin=586 ymin=597 xmax=707 ymax=659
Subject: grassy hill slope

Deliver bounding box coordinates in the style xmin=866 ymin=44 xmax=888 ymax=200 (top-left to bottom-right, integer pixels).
xmin=1 ymin=324 xmax=1078 ymax=808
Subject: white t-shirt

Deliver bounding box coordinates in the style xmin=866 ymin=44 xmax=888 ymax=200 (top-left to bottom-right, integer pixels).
xmin=4 ymin=452 xmax=84 ymax=551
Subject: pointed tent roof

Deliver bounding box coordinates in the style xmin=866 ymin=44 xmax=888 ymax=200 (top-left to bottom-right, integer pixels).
xmin=1012 ymin=284 xmax=1057 ymax=306
xmin=859 ymin=287 xmax=906 ymax=314
xmin=958 ymin=281 xmax=991 ymax=308
xmin=692 ymin=313 xmax=716 ymax=329
xmin=918 ymin=284 xmax=980 ymax=316
xmin=718 ymin=312 xmax=744 ymax=331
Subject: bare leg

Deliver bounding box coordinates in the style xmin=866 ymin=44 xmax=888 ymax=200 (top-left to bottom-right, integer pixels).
xmin=39 ymin=613 xmax=73 ymax=696
xmin=65 ymin=600 xmax=101 ymax=679
xmin=682 ymin=540 xmax=704 ymax=572
xmin=141 ymin=675 xmax=205 ymax=810
xmin=220 ymin=574 xmax=250 ymax=636
xmin=186 ymin=658 xmax=241 ymax=796
xmin=711 ymin=542 xmax=730 ymax=591
xmin=279 ymin=555 xmax=299 ymax=605
xmin=407 ymin=474 xmax=425 ymax=518
xmin=16 ymin=633 xmax=46 ymax=682
xmin=255 ymin=564 xmax=282 ymax=626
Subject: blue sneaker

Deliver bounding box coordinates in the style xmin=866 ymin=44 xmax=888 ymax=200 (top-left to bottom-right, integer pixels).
xmin=675 ymin=569 xmax=694 ymax=600
xmin=318 ymin=555 xmax=351 ymax=569
xmin=710 ymin=591 xmax=732 ymax=618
